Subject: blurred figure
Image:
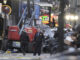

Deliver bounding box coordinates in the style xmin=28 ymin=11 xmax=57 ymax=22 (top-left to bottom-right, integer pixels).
xmin=20 ymin=30 xmax=29 ymax=55
xmin=50 ymin=18 xmax=55 ymax=28
xmin=33 ymin=28 xmax=44 ymax=56
xmin=52 ymin=18 xmax=55 ymax=28
xmin=64 ymin=29 xmax=72 ymax=36
xmin=72 ymin=24 xmax=80 ymax=48
xmin=64 ymin=32 xmax=77 ymax=48
xmin=54 ymin=31 xmax=59 ymax=39
xmin=49 ymin=37 xmax=59 ymax=55
xmin=0 ymin=16 xmax=3 ymax=50
xmin=0 ymin=16 xmax=3 ymax=36
xmin=72 ymin=31 xmax=80 ymax=48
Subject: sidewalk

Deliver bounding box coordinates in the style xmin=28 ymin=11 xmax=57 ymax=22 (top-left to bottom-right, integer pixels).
xmin=0 ymin=53 xmax=51 ymax=59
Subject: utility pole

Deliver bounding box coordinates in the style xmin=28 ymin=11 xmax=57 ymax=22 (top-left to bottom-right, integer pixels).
xmin=48 ymin=0 xmax=51 ymax=27
xmin=32 ymin=0 xmax=34 ymax=10
xmin=27 ymin=0 xmax=31 ymax=18
xmin=48 ymin=7 xmax=51 ymax=27
xmin=58 ymin=0 xmax=66 ymax=52
xmin=3 ymin=0 xmax=8 ymax=40
xmin=11 ymin=0 xmax=19 ymax=25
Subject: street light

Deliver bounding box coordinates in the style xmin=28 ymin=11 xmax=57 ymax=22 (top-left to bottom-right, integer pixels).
xmin=65 ymin=15 xmax=70 ymax=20
xmin=3 ymin=0 xmax=7 ymax=4
xmin=65 ymin=14 xmax=79 ymax=26
xmin=70 ymin=15 xmax=75 ymax=20
xmin=65 ymin=15 xmax=79 ymax=20
xmin=74 ymin=16 xmax=79 ymax=20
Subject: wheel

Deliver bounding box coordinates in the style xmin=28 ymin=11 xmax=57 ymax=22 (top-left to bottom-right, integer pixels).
xmin=1 ymin=39 xmax=8 ymax=51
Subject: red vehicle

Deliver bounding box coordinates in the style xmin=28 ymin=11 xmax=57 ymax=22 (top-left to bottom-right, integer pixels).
xmin=8 ymin=26 xmax=37 ymax=42
xmin=2 ymin=7 xmax=38 ymax=52
xmin=7 ymin=26 xmax=37 ymax=52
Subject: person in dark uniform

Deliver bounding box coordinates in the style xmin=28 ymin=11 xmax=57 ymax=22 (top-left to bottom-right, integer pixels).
xmin=20 ymin=30 xmax=29 ymax=55
xmin=50 ymin=18 xmax=55 ymax=28
xmin=52 ymin=18 xmax=55 ymax=27
xmin=33 ymin=28 xmax=44 ymax=56
xmin=0 ymin=16 xmax=3 ymax=50
xmin=0 ymin=16 xmax=3 ymax=36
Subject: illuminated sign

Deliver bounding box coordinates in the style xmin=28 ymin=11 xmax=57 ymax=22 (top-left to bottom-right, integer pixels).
xmin=39 ymin=14 xmax=58 ymax=25
xmin=42 ymin=16 xmax=49 ymax=21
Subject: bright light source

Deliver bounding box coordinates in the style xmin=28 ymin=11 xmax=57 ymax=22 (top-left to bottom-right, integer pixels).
xmin=70 ymin=15 xmax=74 ymax=20
xmin=51 ymin=14 xmax=54 ymax=16
xmin=65 ymin=14 xmax=79 ymax=21
xmin=69 ymin=4 xmax=70 ymax=7
xmin=65 ymin=15 xmax=70 ymax=20
xmin=3 ymin=0 xmax=7 ymax=4
xmin=74 ymin=16 xmax=79 ymax=20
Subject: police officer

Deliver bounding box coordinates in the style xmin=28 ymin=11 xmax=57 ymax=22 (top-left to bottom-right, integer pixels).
xmin=20 ymin=30 xmax=29 ymax=55
xmin=33 ymin=28 xmax=44 ymax=56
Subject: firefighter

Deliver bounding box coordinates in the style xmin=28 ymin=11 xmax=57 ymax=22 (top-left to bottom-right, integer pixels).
xmin=20 ymin=30 xmax=29 ymax=55
xmin=33 ymin=28 xmax=44 ymax=56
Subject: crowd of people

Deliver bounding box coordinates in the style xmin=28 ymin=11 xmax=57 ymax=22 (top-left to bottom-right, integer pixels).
xmin=64 ymin=28 xmax=80 ymax=51
xmin=4 ymin=24 xmax=80 ymax=56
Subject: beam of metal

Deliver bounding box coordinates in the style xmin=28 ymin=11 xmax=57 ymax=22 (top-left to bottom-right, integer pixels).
xmin=35 ymin=2 xmax=53 ymax=7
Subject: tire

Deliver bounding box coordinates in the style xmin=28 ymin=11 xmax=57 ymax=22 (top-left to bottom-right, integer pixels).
xmin=1 ymin=39 xmax=8 ymax=51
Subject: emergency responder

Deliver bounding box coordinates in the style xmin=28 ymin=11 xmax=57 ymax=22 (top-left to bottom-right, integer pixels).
xmin=20 ymin=30 xmax=29 ymax=55
xmin=33 ymin=28 xmax=44 ymax=56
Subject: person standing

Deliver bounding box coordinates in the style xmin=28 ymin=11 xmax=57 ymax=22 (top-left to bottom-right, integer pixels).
xmin=20 ymin=30 xmax=29 ymax=55
xmin=33 ymin=28 xmax=44 ymax=56
xmin=0 ymin=16 xmax=4 ymax=50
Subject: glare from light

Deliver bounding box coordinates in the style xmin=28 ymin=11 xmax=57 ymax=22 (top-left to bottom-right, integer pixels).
xmin=65 ymin=14 xmax=79 ymax=21
xmin=74 ymin=16 xmax=79 ymax=20
xmin=70 ymin=15 xmax=75 ymax=20
xmin=3 ymin=0 xmax=7 ymax=4
xmin=69 ymin=4 xmax=70 ymax=7
xmin=65 ymin=15 xmax=70 ymax=20
xmin=51 ymin=14 xmax=54 ymax=16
